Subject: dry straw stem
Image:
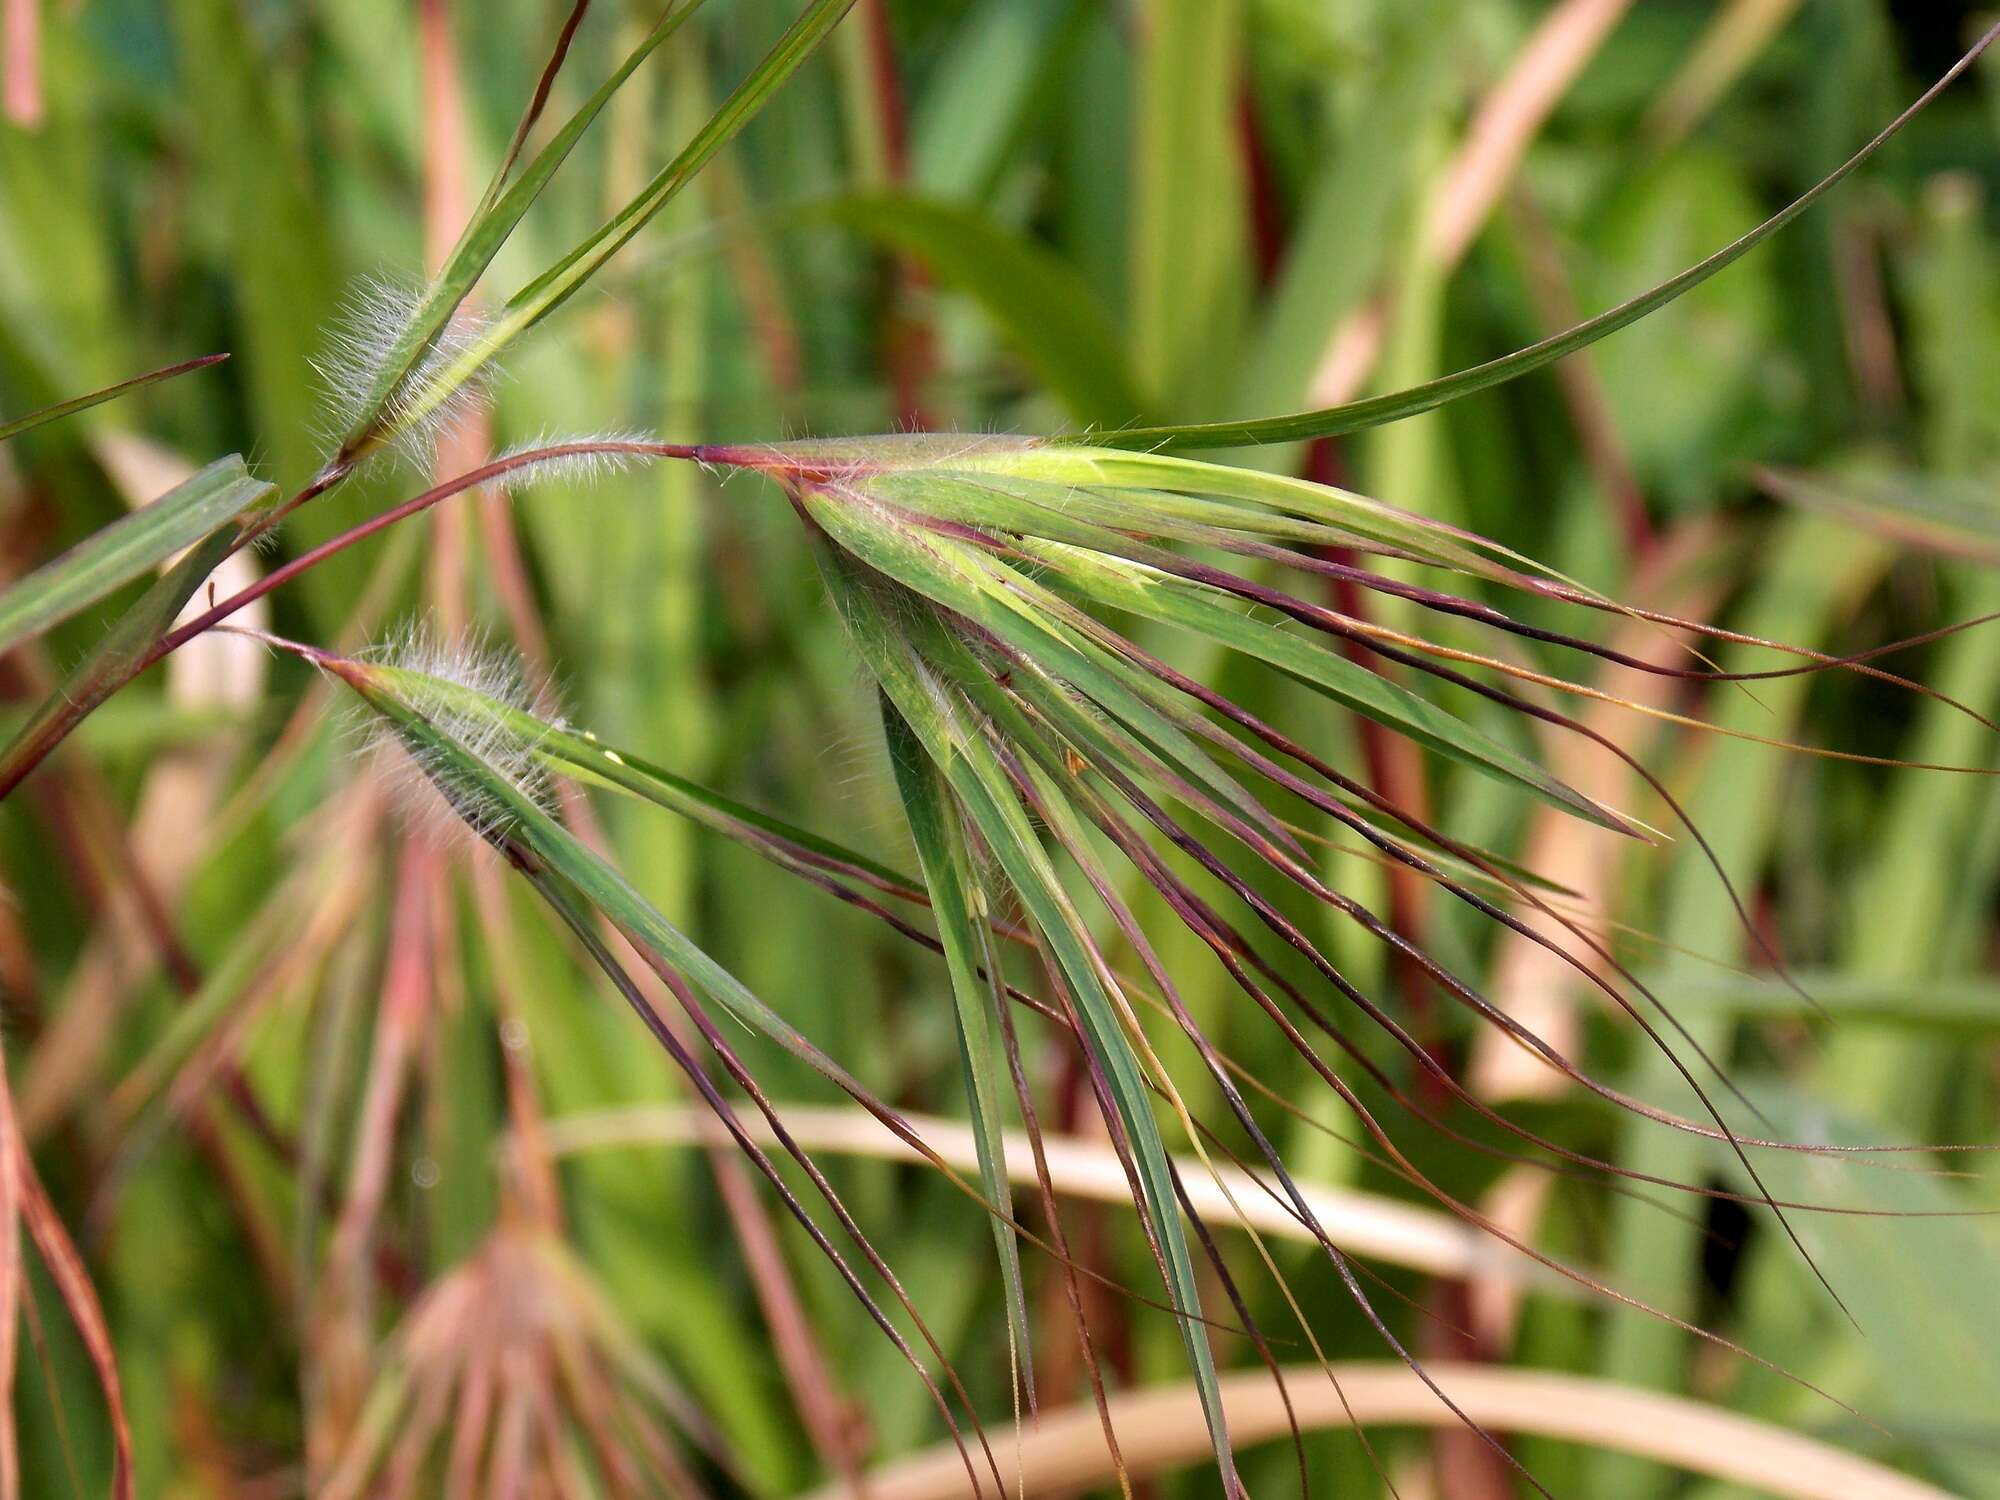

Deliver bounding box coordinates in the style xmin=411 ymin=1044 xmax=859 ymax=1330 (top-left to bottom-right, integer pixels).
xmin=1644 ymin=0 xmax=1805 ymax=148
xmin=1425 ymin=0 xmax=1634 ymax=272
xmin=539 ymin=1105 xmax=1576 ymax=1293
xmin=1469 ymin=528 xmax=1726 ymax=1103
xmin=803 ymin=1362 xmax=1956 ymax=1500
xmin=1 ymin=0 xmax=39 ymax=128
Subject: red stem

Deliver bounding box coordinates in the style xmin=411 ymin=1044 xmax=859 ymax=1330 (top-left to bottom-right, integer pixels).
xmin=0 ymin=443 xmax=701 ymax=800
xmin=166 ymin=445 xmax=695 ymax=665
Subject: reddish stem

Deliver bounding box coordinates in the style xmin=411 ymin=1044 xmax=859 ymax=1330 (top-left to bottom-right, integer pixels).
xmin=1304 ymin=440 xmax=1447 ymax=1091
xmin=858 ymin=0 xmax=935 ymax=429
xmin=183 ymin=444 xmax=696 ymax=644
xmin=2 ymin=0 xmax=41 ymax=128
xmin=0 ymin=444 xmax=697 ymax=800
xmin=1233 ymin=86 xmax=1284 ymax=285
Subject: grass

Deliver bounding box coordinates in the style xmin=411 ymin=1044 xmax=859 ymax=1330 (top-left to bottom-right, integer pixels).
xmin=0 ymin=2 xmax=1997 ymax=1497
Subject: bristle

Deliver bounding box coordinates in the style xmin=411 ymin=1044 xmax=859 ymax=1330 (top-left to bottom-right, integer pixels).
xmin=490 ymin=432 xmax=659 ymax=493
xmin=244 ymin=517 xmax=286 ymax=556
xmin=312 ymin=276 xmax=423 ymax=440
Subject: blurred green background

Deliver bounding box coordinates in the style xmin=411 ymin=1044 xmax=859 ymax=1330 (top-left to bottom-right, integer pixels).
xmin=0 ymin=1 xmax=1997 ymax=1495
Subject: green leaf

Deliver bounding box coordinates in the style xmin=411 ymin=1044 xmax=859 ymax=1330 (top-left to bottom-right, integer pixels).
xmin=507 ymin=0 xmax=856 ymax=314
xmin=0 ymin=454 xmax=273 ymax=658
xmin=0 ymin=466 xmax=274 ymax=791
xmin=1130 ymin=0 xmax=1248 ymax=416
xmin=170 ymin=0 xmax=335 ymax=492
xmin=1080 ymin=33 xmax=1994 ymax=450
xmin=0 ymin=354 xmax=227 ymax=446
xmin=1663 ymin=971 xmax=2000 ymax=1029
xmin=1229 ymin=0 xmax=1447 ymax=447
xmin=881 ymin=705 xmax=1034 ymax=1406
xmin=907 ymin=0 xmax=1073 ymax=200
xmin=1756 ymin=463 xmax=2000 ymax=566
xmin=1706 ymin=1082 xmax=2000 ymax=1500
xmin=821 ymin=193 xmax=1143 ymax=426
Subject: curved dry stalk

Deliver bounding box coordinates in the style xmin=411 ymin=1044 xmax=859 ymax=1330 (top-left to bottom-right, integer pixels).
xmin=537 ymin=1103 xmax=1577 ymax=1294
xmin=1425 ymin=0 xmax=1635 ymax=271
xmin=797 ymin=1361 xmax=1958 ymax=1500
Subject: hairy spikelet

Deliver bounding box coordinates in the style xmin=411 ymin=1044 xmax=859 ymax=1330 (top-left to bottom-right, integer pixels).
xmin=357 ymin=624 xmax=563 ymax=842
xmin=313 ymin=277 xmax=501 ymax=467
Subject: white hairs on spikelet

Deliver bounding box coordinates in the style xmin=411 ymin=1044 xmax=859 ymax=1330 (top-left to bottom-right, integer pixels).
xmin=489 ymin=431 xmax=660 ymax=494
xmin=313 ymin=277 xmax=502 ymax=467
xmin=357 ymin=623 xmax=566 ymax=844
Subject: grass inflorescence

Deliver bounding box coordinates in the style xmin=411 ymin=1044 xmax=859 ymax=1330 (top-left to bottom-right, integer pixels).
xmin=0 ymin=5 xmax=1996 ymax=1499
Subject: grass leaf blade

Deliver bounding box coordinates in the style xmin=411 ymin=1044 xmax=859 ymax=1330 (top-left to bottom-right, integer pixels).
xmin=335 ymin=3 xmax=708 ymax=456
xmin=1082 ymin=27 xmax=1996 ymax=450
xmin=882 ymin=703 xmax=1035 ymax=1408
xmin=0 ymin=354 xmax=228 ymax=446
xmin=0 ymin=454 xmax=272 ymax=657
xmin=503 ymin=0 xmax=858 ymax=330
xmin=0 ymin=475 xmax=271 ymax=791
xmin=381 ymin=0 xmax=859 ymax=449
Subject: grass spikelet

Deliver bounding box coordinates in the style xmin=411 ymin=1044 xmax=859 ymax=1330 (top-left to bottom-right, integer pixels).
xmin=313 ymin=275 xmax=501 ymax=469
xmin=354 ymin=623 xmax=563 ymax=840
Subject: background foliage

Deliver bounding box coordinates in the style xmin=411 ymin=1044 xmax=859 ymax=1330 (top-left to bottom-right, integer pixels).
xmin=0 ymin=1 xmax=1997 ymax=1496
